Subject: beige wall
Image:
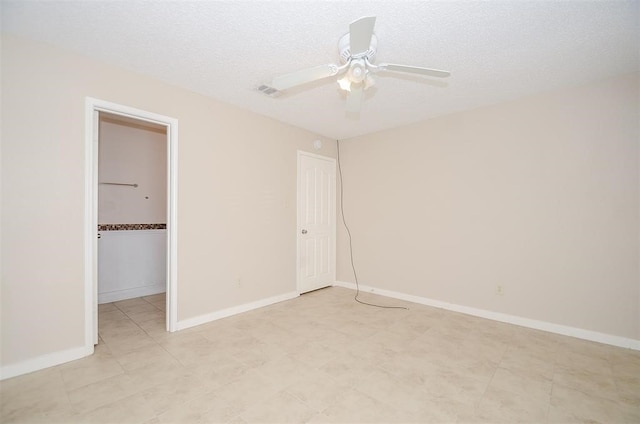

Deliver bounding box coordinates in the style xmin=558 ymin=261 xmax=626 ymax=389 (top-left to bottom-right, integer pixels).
xmin=337 ymin=72 xmax=640 ymax=340
xmin=0 ymin=34 xmax=335 ymax=368
xmin=2 ymin=31 xmax=637 ymax=373
xmin=98 ymin=116 xmax=167 ymax=224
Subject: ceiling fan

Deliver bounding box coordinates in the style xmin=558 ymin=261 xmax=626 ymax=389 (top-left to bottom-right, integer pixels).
xmin=259 ymin=16 xmax=450 ymax=112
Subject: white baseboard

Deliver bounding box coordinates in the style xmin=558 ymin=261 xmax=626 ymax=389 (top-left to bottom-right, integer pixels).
xmin=334 ymin=281 xmax=640 ymax=351
xmin=5 ymin=283 xmax=635 ymax=381
xmin=175 ymin=291 xmax=300 ymax=331
xmin=98 ymin=284 xmax=166 ymax=304
xmin=0 ymin=345 xmax=94 ymax=381
xmin=1 ymin=291 xmax=298 ymax=380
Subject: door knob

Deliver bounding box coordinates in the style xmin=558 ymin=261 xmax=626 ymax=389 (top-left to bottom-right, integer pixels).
xmin=301 ymin=229 xmax=308 ymax=234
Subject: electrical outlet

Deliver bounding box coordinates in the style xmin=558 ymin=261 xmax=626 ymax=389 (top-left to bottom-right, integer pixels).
xmin=496 ymin=285 xmax=504 ymax=295
xmin=236 ymin=276 xmax=241 ymax=288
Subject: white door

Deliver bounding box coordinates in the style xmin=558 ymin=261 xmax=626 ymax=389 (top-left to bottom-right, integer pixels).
xmin=297 ymin=152 xmax=336 ymax=293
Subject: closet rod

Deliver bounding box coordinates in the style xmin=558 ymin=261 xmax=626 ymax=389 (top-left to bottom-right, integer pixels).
xmin=99 ymin=182 xmax=138 ymax=188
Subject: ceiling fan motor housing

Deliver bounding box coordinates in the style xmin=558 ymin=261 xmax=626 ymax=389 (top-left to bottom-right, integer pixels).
xmin=339 ymin=33 xmax=377 ymax=64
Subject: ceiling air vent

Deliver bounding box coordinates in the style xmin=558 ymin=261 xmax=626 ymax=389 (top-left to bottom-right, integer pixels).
xmin=257 ymin=84 xmax=280 ymax=96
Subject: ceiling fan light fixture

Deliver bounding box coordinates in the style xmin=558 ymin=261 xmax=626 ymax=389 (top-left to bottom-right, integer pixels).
xmin=348 ymin=59 xmax=367 ymax=83
xmin=337 ymin=76 xmax=351 ymax=92
xmin=364 ymin=74 xmax=376 ymax=90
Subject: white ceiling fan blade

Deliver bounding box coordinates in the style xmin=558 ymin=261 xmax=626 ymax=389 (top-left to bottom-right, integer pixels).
xmin=271 ymin=64 xmax=339 ymax=90
xmin=349 ymin=16 xmax=376 ymax=55
xmin=378 ymin=63 xmax=451 ymax=78
xmin=346 ymin=84 xmax=364 ymax=113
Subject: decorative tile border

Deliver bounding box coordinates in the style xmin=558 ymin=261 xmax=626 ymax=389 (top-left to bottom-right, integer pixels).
xmin=98 ymin=223 xmax=166 ymax=231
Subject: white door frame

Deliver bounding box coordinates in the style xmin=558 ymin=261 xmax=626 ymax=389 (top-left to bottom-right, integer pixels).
xmin=296 ymin=151 xmax=337 ymax=294
xmin=84 ymin=97 xmax=178 ymax=349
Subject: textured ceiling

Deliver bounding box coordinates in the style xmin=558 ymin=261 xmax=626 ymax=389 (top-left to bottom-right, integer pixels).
xmin=2 ymin=1 xmax=638 ymax=140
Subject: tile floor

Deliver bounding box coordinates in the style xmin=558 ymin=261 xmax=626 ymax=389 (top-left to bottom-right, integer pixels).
xmin=1 ymin=287 xmax=639 ymax=423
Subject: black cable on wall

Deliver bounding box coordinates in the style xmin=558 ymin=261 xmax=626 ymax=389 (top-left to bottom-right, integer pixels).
xmin=336 ymin=139 xmax=408 ymax=311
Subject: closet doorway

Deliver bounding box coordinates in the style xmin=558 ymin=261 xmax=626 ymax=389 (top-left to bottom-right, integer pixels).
xmin=85 ymin=98 xmax=178 ymax=348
